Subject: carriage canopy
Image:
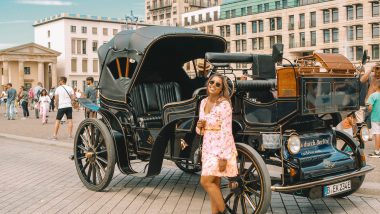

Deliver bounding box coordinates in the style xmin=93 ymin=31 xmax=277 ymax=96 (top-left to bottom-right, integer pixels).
xmin=98 ymin=26 xmax=226 ymax=103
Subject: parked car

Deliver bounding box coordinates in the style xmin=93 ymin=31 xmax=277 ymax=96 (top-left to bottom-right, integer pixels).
xmin=73 ymin=26 xmax=373 ymax=214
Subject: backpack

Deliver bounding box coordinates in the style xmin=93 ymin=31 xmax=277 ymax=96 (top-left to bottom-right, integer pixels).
xmin=28 ymin=88 xmax=34 ymax=99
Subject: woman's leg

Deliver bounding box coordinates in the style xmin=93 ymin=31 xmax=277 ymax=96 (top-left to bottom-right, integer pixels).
xmin=201 ymin=176 xmax=225 ymax=214
xmin=21 ymin=101 xmax=27 ymax=117
xmin=25 ymin=102 xmax=29 ymax=117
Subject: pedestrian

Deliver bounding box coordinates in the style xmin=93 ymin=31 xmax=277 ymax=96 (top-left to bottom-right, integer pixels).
xmin=49 ymin=87 xmax=55 ymax=112
xmin=196 ymin=73 xmax=238 ymax=214
xmin=74 ymin=88 xmax=81 ymax=111
xmin=28 ymin=87 xmax=34 ymax=110
xmin=367 ymin=80 xmax=380 ymax=157
xmin=33 ymin=82 xmax=43 ymax=119
xmin=84 ymin=76 xmax=97 ymax=118
xmin=0 ymin=86 xmax=7 ymax=115
xmin=240 ymin=69 xmax=248 ymax=80
xmin=52 ymin=77 xmax=74 ymax=140
xmin=38 ymin=88 xmax=51 ymax=124
xmin=5 ymin=83 xmax=17 ymax=120
xmin=18 ymin=86 xmax=29 ymax=119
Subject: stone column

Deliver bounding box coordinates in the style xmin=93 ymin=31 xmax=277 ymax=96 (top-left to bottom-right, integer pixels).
xmin=18 ymin=61 xmax=24 ymax=87
xmin=51 ymin=63 xmax=57 ymax=87
xmin=2 ymin=61 xmax=9 ymax=85
xmin=37 ymin=62 xmax=44 ymax=84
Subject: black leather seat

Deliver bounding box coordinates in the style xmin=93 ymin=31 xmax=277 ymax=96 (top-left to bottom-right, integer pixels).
xmin=130 ymin=82 xmax=181 ymax=127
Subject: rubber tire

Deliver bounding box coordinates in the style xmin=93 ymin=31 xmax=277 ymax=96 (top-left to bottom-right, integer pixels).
xmin=74 ymin=118 xmax=116 ymax=191
xmin=234 ymin=143 xmax=272 ymax=214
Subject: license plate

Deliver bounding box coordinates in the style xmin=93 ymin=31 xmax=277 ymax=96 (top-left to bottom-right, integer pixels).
xmin=323 ymin=180 xmax=351 ymax=197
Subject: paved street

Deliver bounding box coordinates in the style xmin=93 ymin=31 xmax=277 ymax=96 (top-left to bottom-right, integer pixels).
xmin=1 ymin=107 xmax=380 ymax=213
xmin=0 ymin=137 xmax=380 ymax=214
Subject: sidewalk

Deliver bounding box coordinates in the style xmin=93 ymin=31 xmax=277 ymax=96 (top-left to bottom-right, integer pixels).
xmin=0 ymin=104 xmax=84 ymax=145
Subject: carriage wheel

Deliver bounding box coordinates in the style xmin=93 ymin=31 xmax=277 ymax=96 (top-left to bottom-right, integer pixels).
xmin=221 ymin=143 xmax=271 ymax=214
xmin=175 ymin=160 xmax=201 ymax=173
xmin=74 ymin=118 xmax=116 ymax=191
xmin=332 ymin=130 xmax=365 ymax=197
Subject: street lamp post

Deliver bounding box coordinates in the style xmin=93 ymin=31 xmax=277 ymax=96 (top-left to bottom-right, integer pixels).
xmin=125 ymin=10 xmax=139 ymax=30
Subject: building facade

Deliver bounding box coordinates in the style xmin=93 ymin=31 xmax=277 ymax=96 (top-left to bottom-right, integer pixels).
xmin=0 ymin=43 xmax=60 ymax=91
xmin=34 ymin=13 xmax=149 ymax=92
xmin=145 ymin=0 xmax=222 ymax=26
xmin=185 ymin=0 xmax=380 ymax=69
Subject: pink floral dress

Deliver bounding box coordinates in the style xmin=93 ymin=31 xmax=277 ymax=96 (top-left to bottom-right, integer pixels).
xmin=198 ymin=97 xmax=238 ymax=177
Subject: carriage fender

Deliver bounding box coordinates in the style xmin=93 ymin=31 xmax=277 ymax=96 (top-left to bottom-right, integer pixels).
xmin=146 ymin=117 xmax=196 ymax=177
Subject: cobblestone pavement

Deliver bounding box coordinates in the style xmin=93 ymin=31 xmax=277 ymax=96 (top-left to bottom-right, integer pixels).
xmin=1 ymin=138 xmax=380 ymax=214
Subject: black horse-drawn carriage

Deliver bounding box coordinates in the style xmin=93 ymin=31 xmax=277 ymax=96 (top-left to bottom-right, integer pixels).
xmin=74 ymin=26 xmax=373 ymax=214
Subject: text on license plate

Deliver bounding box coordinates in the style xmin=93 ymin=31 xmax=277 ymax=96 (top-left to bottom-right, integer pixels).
xmin=324 ymin=180 xmax=351 ymax=197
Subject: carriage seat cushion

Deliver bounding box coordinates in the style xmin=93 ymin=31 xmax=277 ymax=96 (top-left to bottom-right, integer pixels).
xmin=130 ymin=82 xmax=181 ymax=126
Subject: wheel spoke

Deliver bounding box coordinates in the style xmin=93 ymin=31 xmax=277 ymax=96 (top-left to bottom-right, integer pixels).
xmin=243 ymin=163 xmax=254 ymax=177
xmin=96 ymin=156 xmax=108 ymax=165
xmin=90 ymin=124 xmax=96 ymax=148
xmin=95 ymin=164 xmax=103 ymax=183
xmin=95 ymin=149 xmax=107 ymax=155
xmin=224 ymin=192 xmax=234 ymax=203
xmin=239 ymin=155 xmax=246 ymax=174
xmin=81 ymin=160 xmax=90 ymax=173
xmin=76 ymin=155 xmax=86 ymax=160
xmin=92 ymin=163 xmax=97 ymax=185
xmin=87 ymin=162 xmax=93 ymax=180
xmin=245 ymin=186 xmax=261 ymax=198
xmin=77 ymin=145 xmax=88 ymax=152
xmin=85 ymin=126 xmax=92 ymax=148
xmin=95 ymin=160 xmax=106 ymax=175
xmin=232 ymin=194 xmax=240 ymax=213
xmin=220 ymin=184 xmax=229 ymax=189
xmin=243 ymin=192 xmax=257 ymax=211
xmin=80 ymin=134 xmax=90 ymax=149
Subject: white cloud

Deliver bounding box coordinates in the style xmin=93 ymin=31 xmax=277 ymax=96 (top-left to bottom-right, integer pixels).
xmin=0 ymin=20 xmax=32 ymax=25
xmin=17 ymin=0 xmax=73 ymax=6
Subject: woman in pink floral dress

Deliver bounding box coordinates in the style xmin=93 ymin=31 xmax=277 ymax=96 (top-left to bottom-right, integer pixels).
xmin=196 ymin=73 xmax=238 ymax=214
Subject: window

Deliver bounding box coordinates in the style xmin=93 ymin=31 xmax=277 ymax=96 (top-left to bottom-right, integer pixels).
xmin=299 ymin=13 xmax=305 ymax=29
xmin=235 ymin=40 xmax=241 ymax=52
xmin=81 ymin=26 xmax=87 ymax=34
xmin=24 ymin=67 xmax=30 ymax=75
xmin=372 ymin=45 xmax=379 ymax=59
xmin=258 ymin=20 xmax=264 ymax=32
xmin=225 ymin=10 xmax=230 ymax=19
xmin=282 ymin=0 xmax=287 ymax=8
xmin=300 ymin=32 xmax=305 ymax=47
xmin=82 ymin=59 xmax=88 ymax=73
xmin=71 ymin=58 xmax=77 ymax=72
xmin=207 ymin=25 xmax=213 ymax=34
xmin=277 ymin=17 xmax=282 ymax=30
xmin=323 ymin=29 xmax=330 ymax=43
xmin=356 ymin=46 xmax=363 ymax=61
xmin=242 ymin=23 xmax=246 ymax=35
xmin=356 ymin=25 xmax=363 ymax=40
xmin=259 ymin=38 xmax=264 ymax=50
xmin=103 ymin=28 xmax=108 ymax=36
xmin=356 ymin=4 xmax=363 ymax=19
xmin=226 ymin=41 xmax=230 ymax=52
xmin=72 ymin=80 xmax=77 ymax=89
xmin=257 ymin=4 xmax=262 ymax=13
xmin=235 ymin=24 xmax=240 ymax=35
xmin=332 ymin=48 xmax=339 ymax=54
xmin=264 ymin=3 xmax=269 ymax=12
xmin=347 ymin=6 xmax=354 ymax=20
xmin=332 ymin=8 xmax=339 ymax=22
xmin=82 ymin=40 xmax=87 ymax=54
xmin=323 ymin=10 xmax=330 ymax=24
xmin=373 ymin=23 xmax=380 ymax=38
xmin=199 ymin=14 xmax=203 ymax=22
xmin=220 ymin=26 xmax=225 ymax=37
xmin=277 ymin=35 xmax=282 ymax=44
xmin=47 ymin=30 xmax=50 ymax=37
xmin=241 ymin=7 xmax=246 ymax=16
xmin=289 ymin=15 xmax=294 ymax=30
xmin=226 ymin=25 xmax=230 ymax=37
xmin=332 ymin=28 xmax=339 ymax=42
xmin=311 ymin=31 xmax=316 ymax=46
xmin=48 ymin=42 xmax=51 ymax=49
xmin=92 ymin=41 xmax=98 ymax=52
xmin=310 ymin=12 xmax=316 ymax=27
xmin=348 ymin=47 xmax=354 ymax=60
xmin=113 ymin=29 xmax=118 ymax=35
xmin=270 ymin=18 xmax=275 ymax=31
xmin=323 ymin=49 xmax=330 ymax=53
xmin=252 ymin=38 xmax=258 ymax=50
xmin=71 ymin=39 xmax=75 ymax=54
xmin=270 ymin=36 xmax=276 ymax=47
xmin=206 ymin=12 xmax=211 ymax=21
xmin=275 ymin=1 xmax=280 ymax=9
xmin=252 ymin=21 xmax=257 ymax=33
xmin=70 ymin=25 xmax=76 ymax=33
xmin=93 ymin=59 xmax=99 ymax=73
xmin=347 ymin=26 xmax=354 ymax=41
xmin=76 ymin=40 xmax=81 ymax=54
xmin=92 ymin=27 xmax=97 ymax=35
xmin=242 ymin=40 xmax=247 ymax=51
xmin=289 ymin=34 xmax=295 ymax=48
xmin=373 ymin=2 xmax=379 ymax=17
xmin=247 ymin=6 xmax=252 ymax=15
xmin=231 ymin=9 xmax=236 ymax=18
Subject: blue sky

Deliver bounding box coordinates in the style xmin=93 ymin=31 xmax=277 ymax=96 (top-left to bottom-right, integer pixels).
xmin=0 ymin=0 xmax=145 ymax=49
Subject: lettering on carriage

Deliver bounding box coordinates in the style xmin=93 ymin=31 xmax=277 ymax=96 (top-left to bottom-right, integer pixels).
xmin=302 ymin=138 xmax=329 ymax=147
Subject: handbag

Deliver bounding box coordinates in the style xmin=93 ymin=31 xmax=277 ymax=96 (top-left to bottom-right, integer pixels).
xmin=61 ymin=86 xmax=79 ymax=108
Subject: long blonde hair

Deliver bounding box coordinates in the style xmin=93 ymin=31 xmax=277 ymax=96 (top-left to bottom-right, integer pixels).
xmin=206 ymin=73 xmax=231 ymax=104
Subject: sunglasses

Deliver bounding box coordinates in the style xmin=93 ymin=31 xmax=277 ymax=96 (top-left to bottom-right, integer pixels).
xmin=209 ymin=80 xmax=222 ymax=88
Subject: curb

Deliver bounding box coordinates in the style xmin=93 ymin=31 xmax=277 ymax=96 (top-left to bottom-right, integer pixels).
xmin=0 ymin=133 xmax=72 ymax=149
